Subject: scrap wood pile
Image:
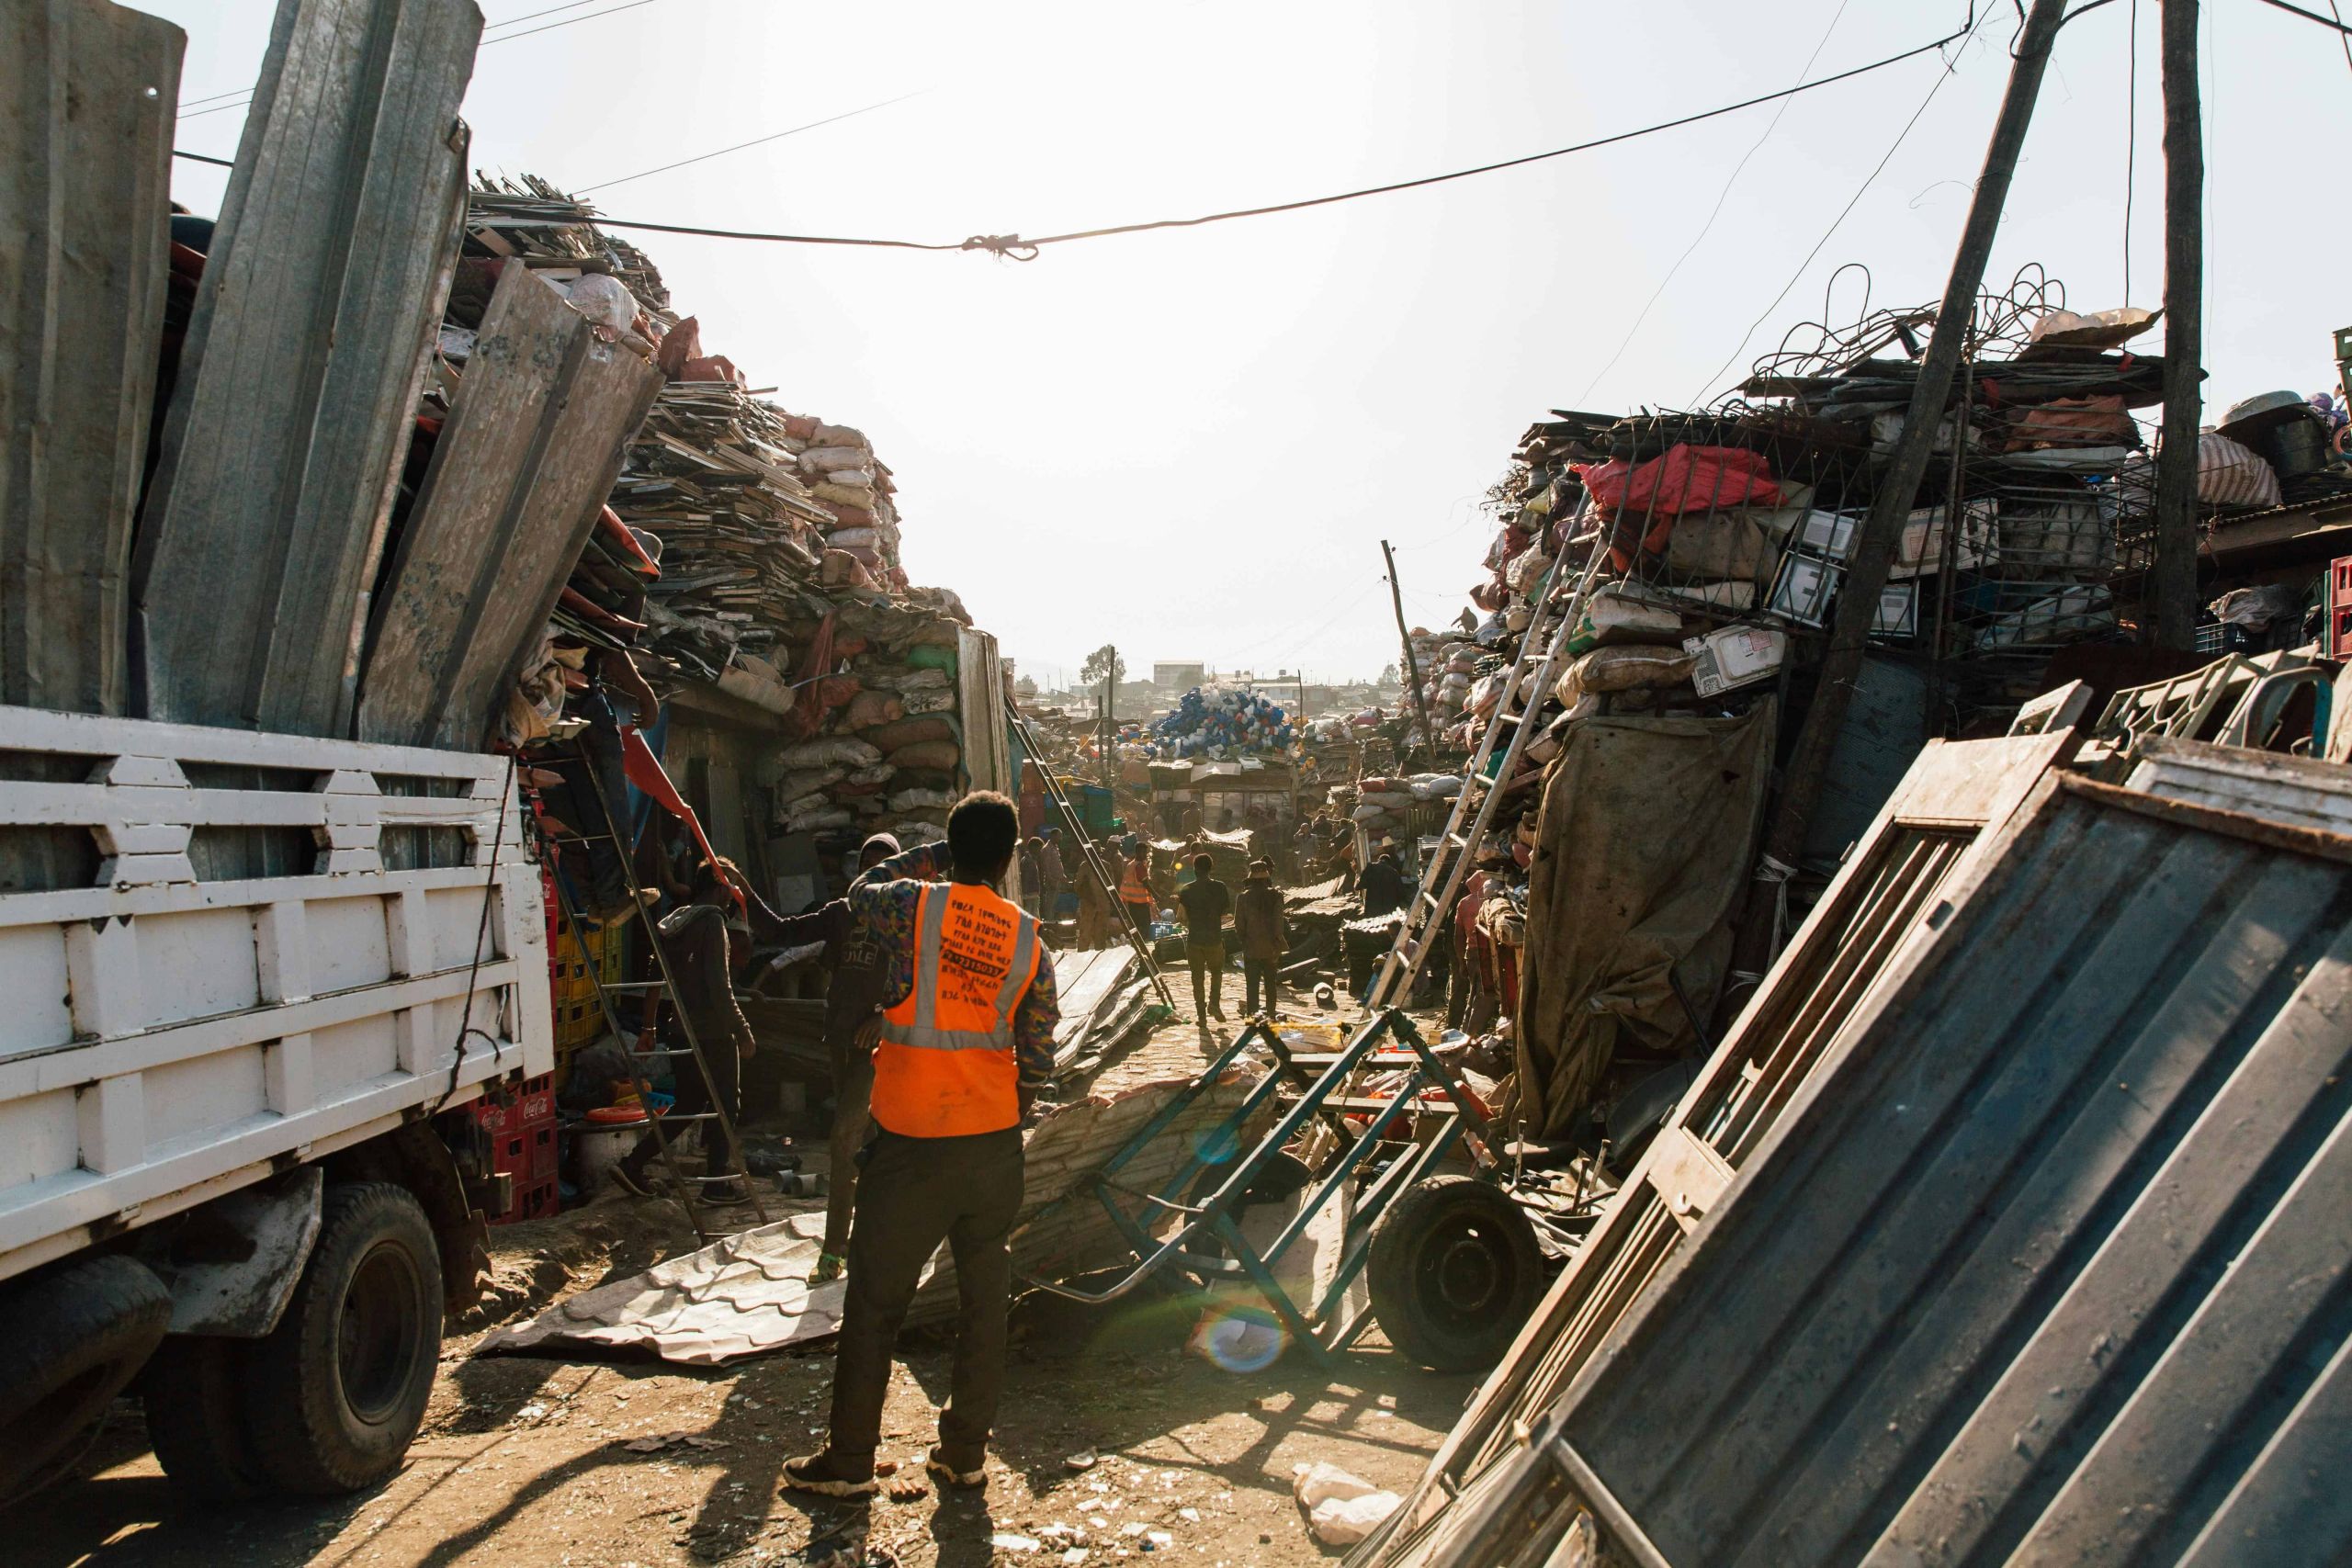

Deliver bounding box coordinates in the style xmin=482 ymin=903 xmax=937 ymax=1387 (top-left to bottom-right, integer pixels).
xmin=450 ymin=175 xmax=987 ymax=855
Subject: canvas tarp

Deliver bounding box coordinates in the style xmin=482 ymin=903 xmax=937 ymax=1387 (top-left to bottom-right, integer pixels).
xmin=1513 ymin=704 xmax=1775 ymax=1140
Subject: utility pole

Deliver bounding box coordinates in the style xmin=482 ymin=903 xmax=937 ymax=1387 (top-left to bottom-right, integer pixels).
xmin=1728 ymin=0 xmax=2069 ymax=998
xmin=1381 ymin=539 xmax=1436 ymax=768
xmin=1098 ymin=649 xmax=1115 ymax=791
xmin=2152 ymin=0 xmax=2203 ymax=649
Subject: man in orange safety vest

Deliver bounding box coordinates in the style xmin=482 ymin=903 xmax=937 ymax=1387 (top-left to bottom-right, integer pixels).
xmin=786 ymin=790 xmax=1059 ymax=1499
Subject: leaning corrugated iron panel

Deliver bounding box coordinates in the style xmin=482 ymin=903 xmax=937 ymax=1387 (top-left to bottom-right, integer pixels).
xmin=1353 ymin=731 xmax=2074 ymax=1568
xmin=1516 ymin=778 xmax=2352 ymax=1568
xmin=0 ymin=0 xmax=181 ymax=715
xmin=356 ymin=263 xmax=662 ymax=750
xmin=130 ymin=0 xmax=480 ymax=737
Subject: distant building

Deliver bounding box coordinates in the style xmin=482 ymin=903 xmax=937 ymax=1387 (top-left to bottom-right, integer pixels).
xmin=1153 ymin=661 xmax=1206 ymax=690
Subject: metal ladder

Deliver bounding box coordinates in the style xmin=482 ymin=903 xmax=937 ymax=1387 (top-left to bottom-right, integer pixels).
xmin=1366 ymin=499 xmax=1608 ymax=1010
xmin=538 ymin=746 xmax=771 ymax=1244
xmin=1010 ymin=708 xmax=1176 ymax=1011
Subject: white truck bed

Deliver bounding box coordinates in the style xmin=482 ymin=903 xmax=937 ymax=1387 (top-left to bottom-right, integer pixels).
xmin=0 ymin=705 xmax=552 ymax=1282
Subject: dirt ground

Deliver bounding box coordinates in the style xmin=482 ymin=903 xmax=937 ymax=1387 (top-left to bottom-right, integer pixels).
xmin=11 ymin=1007 xmax=1480 ymax=1568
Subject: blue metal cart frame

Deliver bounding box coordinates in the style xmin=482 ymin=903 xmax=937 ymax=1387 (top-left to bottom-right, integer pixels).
xmin=1023 ymin=1007 xmax=1497 ymax=1364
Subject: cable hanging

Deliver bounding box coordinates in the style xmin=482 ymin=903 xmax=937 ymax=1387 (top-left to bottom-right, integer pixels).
xmin=174 ymin=6 xmax=1981 ymax=261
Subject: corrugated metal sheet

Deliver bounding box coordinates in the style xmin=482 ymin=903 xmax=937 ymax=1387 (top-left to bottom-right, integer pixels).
xmin=1514 ymin=776 xmax=2352 ymax=1568
xmin=130 ymin=0 xmax=481 ymax=738
xmin=356 ymin=263 xmax=661 ymax=749
xmin=0 ymin=0 xmax=181 ymax=715
xmin=1359 ymin=731 xmax=2075 ymax=1568
xmin=958 ymin=625 xmax=1012 ymax=795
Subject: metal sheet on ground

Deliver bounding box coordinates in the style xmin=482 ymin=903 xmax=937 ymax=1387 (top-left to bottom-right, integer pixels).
xmin=131 ymin=0 xmax=480 ymax=737
xmin=0 ymin=0 xmax=180 ymax=716
xmin=475 ymin=1065 xmax=1272 ymax=1366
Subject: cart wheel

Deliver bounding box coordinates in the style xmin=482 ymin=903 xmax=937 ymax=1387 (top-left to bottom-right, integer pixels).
xmin=1366 ymin=1175 xmax=1541 ymax=1371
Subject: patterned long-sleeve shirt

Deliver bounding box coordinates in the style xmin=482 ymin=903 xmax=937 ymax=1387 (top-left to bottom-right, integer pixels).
xmin=851 ymin=843 xmax=1060 ymax=1089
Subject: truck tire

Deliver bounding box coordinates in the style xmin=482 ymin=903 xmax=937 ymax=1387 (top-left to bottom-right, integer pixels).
xmin=0 ymin=1254 xmax=171 ymax=1501
xmin=142 ymin=1337 xmax=270 ymax=1504
xmin=1365 ymin=1175 xmax=1542 ymax=1372
xmin=246 ymin=1183 xmax=442 ymax=1495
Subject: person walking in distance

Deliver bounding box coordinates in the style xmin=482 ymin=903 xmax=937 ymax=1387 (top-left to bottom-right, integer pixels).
xmin=756 ymin=832 xmax=905 ymax=1283
xmin=1233 ymin=859 xmax=1289 ymax=1018
xmin=785 ymin=793 xmax=1058 ymax=1499
xmin=1117 ymin=833 xmax=1156 ymax=937
xmin=1176 ymin=853 xmax=1233 ymax=1025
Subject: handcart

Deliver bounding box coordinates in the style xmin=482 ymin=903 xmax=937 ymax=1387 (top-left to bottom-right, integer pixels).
xmin=1023 ymin=1008 xmax=1546 ymax=1371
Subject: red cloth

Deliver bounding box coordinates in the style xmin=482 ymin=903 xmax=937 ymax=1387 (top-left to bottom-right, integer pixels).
xmin=1577 ymin=446 xmax=1779 ymax=519
xmin=620 ymin=729 xmax=741 ymax=914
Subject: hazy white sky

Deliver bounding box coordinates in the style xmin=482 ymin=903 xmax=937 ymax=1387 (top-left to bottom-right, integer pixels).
xmin=153 ymin=0 xmax=2350 ymax=684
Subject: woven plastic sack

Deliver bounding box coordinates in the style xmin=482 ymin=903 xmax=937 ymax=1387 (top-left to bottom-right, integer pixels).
xmin=888 ymin=739 xmax=961 ymax=772
xmin=2195 ymin=432 xmax=2282 ymax=510
xmin=1578 ymin=445 xmax=1780 ymax=517
xmin=843 ymin=691 xmax=903 ymax=730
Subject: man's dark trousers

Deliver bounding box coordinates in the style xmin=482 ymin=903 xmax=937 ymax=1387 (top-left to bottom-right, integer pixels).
xmin=1244 ymin=958 xmax=1279 ymax=1016
xmin=829 ymin=1125 xmax=1023 ymax=1470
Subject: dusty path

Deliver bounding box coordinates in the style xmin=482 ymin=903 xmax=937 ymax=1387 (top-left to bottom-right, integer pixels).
xmin=14 ymin=1010 xmax=1477 ymax=1567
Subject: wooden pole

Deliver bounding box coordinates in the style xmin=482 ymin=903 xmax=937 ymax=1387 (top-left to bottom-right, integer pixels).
xmin=1381 ymin=539 xmax=1437 ymax=768
xmin=2152 ymin=0 xmax=2203 ymax=649
xmin=1727 ymin=0 xmax=2069 ymax=993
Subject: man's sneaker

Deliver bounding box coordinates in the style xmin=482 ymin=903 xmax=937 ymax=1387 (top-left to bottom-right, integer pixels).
xmin=783 ymin=1451 xmax=878 ymax=1497
xmin=924 ymin=1447 xmax=987 ymax=1490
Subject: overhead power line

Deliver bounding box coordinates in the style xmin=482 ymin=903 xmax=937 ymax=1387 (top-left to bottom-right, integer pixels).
xmin=176 ymin=0 xmax=660 ymax=120
xmin=2249 ymin=0 xmax=2352 ymax=33
xmin=576 ymin=91 xmax=931 ymax=194
xmin=177 ymin=5 xmax=1982 ymax=256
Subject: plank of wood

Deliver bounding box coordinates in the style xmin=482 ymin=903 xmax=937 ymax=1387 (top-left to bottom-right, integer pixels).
xmin=130 ymin=0 xmax=481 ymax=738
xmin=0 ymin=0 xmax=181 ymax=715
xmin=356 ymin=263 xmax=661 ymax=749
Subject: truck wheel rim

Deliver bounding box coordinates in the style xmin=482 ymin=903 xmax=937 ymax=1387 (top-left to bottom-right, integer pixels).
xmin=339 ymin=1244 xmax=423 ymax=1425
xmin=1433 ymin=1229 xmax=1502 ymax=1316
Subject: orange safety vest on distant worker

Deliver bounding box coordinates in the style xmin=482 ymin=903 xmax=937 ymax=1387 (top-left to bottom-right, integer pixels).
xmin=1119 ymin=855 xmax=1151 ymax=906
xmin=873 ymin=882 xmax=1044 ymax=1138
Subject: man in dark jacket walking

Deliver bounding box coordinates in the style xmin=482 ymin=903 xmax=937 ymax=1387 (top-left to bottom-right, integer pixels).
xmin=1233 ymin=859 xmax=1289 ymax=1017
xmin=1176 ymin=853 xmax=1232 ymax=1025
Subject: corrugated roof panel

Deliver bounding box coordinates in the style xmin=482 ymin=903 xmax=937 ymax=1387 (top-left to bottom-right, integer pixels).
xmin=130 ymin=0 xmax=480 ymax=737
xmin=356 ymin=262 xmax=661 ymax=750
xmin=1548 ymin=779 xmax=2352 ymax=1568
xmin=0 ymin=0 xmax=180 ymax=716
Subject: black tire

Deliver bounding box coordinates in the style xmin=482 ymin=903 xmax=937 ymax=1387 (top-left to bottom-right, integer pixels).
xmin=246 ymin=1183 xmax=442 ymax=1495
xmin=141 ymin=1336 xmax=270 ymax=1505
xmin=1365 ymin=1175 xmax=1543 ymax=1372
xmin=0 ymin=1255 xmax=171 ymax=1501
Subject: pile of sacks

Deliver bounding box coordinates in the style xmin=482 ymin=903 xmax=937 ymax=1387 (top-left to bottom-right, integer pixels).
xmin=757 ymin=610 xmax=968 ymax=847
xmin=1415 ymin=630 xmax=1487 ymax=730
xmin=1347 ymin=772 xmax=1463 ymax=840
xmin=1146 ymin=686 xmax=1296 ymax=761
xmin=778 ymin=415 xmax=907 ymax=592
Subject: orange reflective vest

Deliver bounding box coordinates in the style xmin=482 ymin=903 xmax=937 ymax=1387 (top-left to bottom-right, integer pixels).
xmin=873 ymin=881 xmax=1043 ymax=1137
xmin=1119 ymin=856 xmax=1151 ymax=905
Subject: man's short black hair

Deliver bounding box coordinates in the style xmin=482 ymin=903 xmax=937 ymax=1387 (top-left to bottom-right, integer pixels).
xmin=1193 ymin=853 xmax=1214 ymax=874
xmin=947 ymin=791 xmax=1021 ymax=880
